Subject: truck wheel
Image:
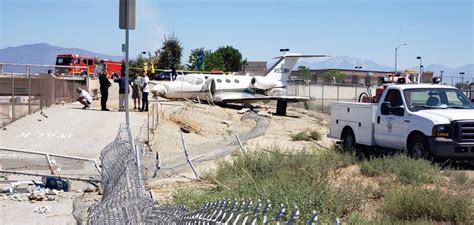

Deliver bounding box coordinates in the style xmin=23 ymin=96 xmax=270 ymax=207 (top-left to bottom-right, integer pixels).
xmin=408 ymin=135 xmax=431 ymax=160
xmin=342 ymin=129 xmax=356 ymax=152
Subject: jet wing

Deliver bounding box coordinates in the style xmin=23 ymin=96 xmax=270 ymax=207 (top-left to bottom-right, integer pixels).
xmin=213 ymin=92 xmax=311 ymax=103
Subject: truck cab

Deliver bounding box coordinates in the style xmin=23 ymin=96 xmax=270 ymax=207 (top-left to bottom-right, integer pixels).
xmin=330 ymin=84 xmax=474 ymax=161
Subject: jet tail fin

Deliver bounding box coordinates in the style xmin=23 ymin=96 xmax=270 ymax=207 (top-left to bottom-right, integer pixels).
xmin=264 ymin=53 xmax=329 ymax=86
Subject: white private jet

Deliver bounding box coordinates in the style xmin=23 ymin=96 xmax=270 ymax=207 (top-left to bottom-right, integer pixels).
xmin=151 ymin=53 xmax=328 ymax=115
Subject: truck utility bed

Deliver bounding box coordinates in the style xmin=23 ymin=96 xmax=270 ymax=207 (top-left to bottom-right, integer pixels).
xmin=329 ymin=102 xmax=377 ymax=146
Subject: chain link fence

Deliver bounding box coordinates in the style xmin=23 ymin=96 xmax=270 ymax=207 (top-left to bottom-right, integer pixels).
xmin=86 ymin=124 xmax=344 ymax=224
xmin=0 ymin=147 xmax=100 ymax=182
xmin=287 ymin=82 xmax=375 ymax=113
xmin=0 ymin=63 xmax=87 ymax=128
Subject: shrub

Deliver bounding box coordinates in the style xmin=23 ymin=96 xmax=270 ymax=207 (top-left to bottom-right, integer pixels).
xmin=443 ymin=170 xmax=469 ymax=186
xmin=360 ymin=154 xmax=440 ymax=184
xmin=290 ymin=129 xmax=322 ymax=141
xmin=173 ymin=148 xmax=360 ymax=222
xmin=380 ymin=187 xmax=472 ymax=223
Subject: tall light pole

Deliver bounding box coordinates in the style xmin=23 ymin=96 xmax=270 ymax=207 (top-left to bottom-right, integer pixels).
xmin=280 ymin=48 xmax=290 ymax=56
xmin=460 ymin=72 xmax=465 ymax=89
xmin=416 ymin=56 xmax=423 ymax=74
xmin=416 ymin=56 xmax=423 ymax=82
xmin=355 ymin=66 xmax=362 ymax=85
xmin=394 ymin=43 xmax=407 ymax=74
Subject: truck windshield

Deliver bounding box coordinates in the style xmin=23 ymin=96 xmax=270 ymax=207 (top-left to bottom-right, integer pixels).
xmin=404 ymin=88 xmax=473 ymax=111
xmin=56 ymin=58 xmax=72 ymax=65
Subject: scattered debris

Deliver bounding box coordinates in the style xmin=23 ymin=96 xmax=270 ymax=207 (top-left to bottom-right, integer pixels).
xmin=28 ymin=192 xmax=45 ymax=201
xmin=180 ymin=126 xmax=191 ymax=134
xmin=34 ymin=206 xmax=52 ymax=214
xmin=238 ymin=108 xmax=250 ymax=114
xmin=43 ymin=176 xmax=71 ymax=192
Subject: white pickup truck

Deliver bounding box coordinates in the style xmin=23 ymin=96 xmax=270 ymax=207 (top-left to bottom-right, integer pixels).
xmin=329 ymin=84 xmax=474 ymax=160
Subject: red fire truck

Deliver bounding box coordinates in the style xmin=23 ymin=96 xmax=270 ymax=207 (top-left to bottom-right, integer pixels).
xmin=55 ymin=54 xmax=122 ymax=78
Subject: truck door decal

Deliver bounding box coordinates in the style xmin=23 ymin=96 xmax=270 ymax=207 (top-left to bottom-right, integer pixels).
xmin=386 ymin=117 xmax=394 ymax=133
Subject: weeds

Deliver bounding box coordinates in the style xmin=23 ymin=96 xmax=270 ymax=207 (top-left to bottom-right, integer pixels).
xmin=172 ymin=148 xmax=473 ymax=224
xmin=290 ymin=129 xmax=322 ymax=141
xmin=173 ymin=148 xmax=360 ymax=222
xmin=360 ymin=154 xmax=440 ymax=185
xmin=380 ymin=186 xmax=472 ymax=223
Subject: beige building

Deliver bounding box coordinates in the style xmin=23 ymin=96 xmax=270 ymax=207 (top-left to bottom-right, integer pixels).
xmin=242 ymin=61 xmax=267 ymax=76
xmin=290 ymin=68 xmax=434 ymax=85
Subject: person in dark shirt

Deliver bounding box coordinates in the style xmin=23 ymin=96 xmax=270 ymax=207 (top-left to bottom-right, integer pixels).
xmin=114 ymin=73 xmax=131 ymax=111
xmin=171 ymin=65 xmax=177 ymax=81
xmin=99 ymin=72 xmax=111 ymax=111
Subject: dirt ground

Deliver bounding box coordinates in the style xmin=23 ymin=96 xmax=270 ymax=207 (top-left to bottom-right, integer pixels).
xmin=1 ymin=92 xmax=472 ymax=224
xmin=144 ymin=101 xmax=336 ymax=204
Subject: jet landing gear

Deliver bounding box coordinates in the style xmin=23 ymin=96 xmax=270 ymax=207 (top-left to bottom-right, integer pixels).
xmin=276 ymin=100 xmax=288 ymax=116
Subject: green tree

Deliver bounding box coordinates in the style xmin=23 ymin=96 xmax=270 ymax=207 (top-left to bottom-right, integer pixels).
xmin=298 ymin=66 xmax=311 ymax=82
xmin=203 ymin=50 xmax=225 ymax=71
xmin=156 ymin=34 xmax=183 ymax=70
xmin=215 ymin=46 xmax=243 ymax=72
xmin=128 ymin=54 xmax=147 ymax=77
xmin=324 ymin=70 xmax=346 ymax=83
xmin=188 ymin=48 xmax=205 ymax=70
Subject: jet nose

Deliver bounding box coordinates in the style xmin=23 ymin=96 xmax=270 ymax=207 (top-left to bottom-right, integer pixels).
xmin=151 ymin=84 xmax=167 ymax=97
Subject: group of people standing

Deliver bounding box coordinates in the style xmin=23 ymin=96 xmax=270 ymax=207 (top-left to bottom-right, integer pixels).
xmin=98 ymin=71 xmax=149 ymax=112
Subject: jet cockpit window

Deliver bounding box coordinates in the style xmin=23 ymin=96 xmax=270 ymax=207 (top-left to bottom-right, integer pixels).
xmin=183 ymin=75 xmax=195 ymax=84
xmin=176 ymin=76 xmax=184 ymax=81
xmin=195 ymin=77 xmax=204 ymax=85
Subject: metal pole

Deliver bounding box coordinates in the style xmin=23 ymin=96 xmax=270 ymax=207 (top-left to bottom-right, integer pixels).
xmin=11 ymin=72 xmax=15 ymax=121
xmin=235 ymin=134 xmax=247 ymax=155
xmin=28 ymin=66 xmax=31 ymax=114
xmin=394 ymin=47 xmax=397 ymax=73
xmin=180 ymin=132 xmax=200 ymax=179
xmin=152 ymin=103 xmax=155 ymax=131
xmin=354 ymin=85 xmax=357 ymax=102
xmin=321 ymin=83 xmax=324 ymax=113
xmin=124 ymin=0 xmax=130 ymax=126
xmin=337 ymin=84 xmax=339 ymax=101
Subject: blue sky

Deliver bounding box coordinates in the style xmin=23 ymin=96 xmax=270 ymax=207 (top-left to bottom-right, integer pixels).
xmin=0 ymin=0 xmax=473 ymax=69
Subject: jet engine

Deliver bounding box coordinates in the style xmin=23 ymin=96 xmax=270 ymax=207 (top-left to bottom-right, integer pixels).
xmin=201 ymin=77 xmax=216 ymax=98
xmin=250 ymin=77 xmax=282 ymax=90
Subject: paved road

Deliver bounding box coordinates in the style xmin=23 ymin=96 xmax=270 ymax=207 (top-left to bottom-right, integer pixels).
xmin=0 ymin=104 xmax=148 ymax=159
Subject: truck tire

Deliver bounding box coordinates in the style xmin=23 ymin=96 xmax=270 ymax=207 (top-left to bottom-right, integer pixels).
xmin=408 ymin=135 xmax=431 ymax=160
xmin=342 ymin=129 xmax=357 ymax=152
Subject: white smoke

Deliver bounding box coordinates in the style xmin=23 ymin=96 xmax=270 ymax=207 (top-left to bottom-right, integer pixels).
xmin=134 ymin=0 xmax=167 ymax=55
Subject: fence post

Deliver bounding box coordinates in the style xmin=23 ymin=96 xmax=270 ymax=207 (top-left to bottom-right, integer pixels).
xmin=27 ymin=66 xmax=32 ymax=114
xmin=152 ymin=103 xmax=155 ymax=131
xmin=321 ymin=83 xmax=324 ymax=113
xmin=308 ymin=83 xmax=311 ymax=111
xmin=354 ymin=85 xmax=357 ymax=102
xmin=11 ymin=72 xmax=15 ymax=121
xmin=181 ymin=132 xmax=200 ymax=179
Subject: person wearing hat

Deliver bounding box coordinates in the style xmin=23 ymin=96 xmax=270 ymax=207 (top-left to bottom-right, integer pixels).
xmin=76 ymin=87 xmax=92 ymax=109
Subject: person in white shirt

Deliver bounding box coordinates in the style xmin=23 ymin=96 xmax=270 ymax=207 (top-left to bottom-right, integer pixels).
xmin=140 ymin=73 xmax=150 ymax=112
xmin=76 ymin=87 xmax=92 ymax=109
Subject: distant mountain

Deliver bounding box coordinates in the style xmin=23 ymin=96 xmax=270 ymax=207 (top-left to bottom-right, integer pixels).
xmin=418 ymin=64 xmax=474 ymax=83
xmin=296 ymin=56 xmax=394 ymax=72
xmin=295 ymin=56 xmax=473 ymax=83
xmin=0 ymin=43 xmax=121 ymax=73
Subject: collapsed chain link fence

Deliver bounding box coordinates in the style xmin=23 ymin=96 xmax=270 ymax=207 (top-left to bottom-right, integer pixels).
xmin=0 ymin=147 xmax=100 ymax=183
xmin=87 ymin=124 xmax=343 ymax=224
